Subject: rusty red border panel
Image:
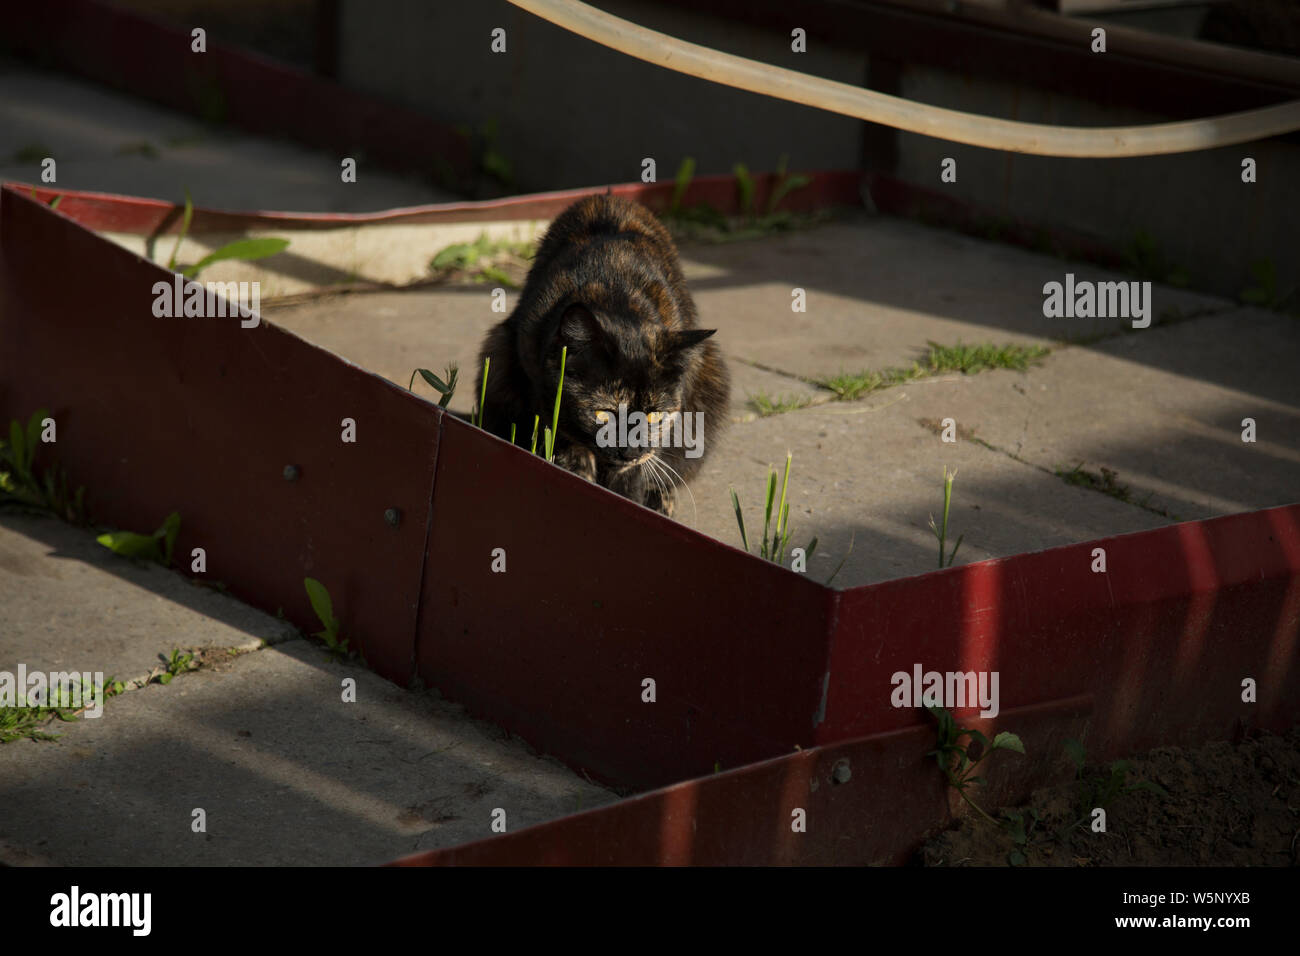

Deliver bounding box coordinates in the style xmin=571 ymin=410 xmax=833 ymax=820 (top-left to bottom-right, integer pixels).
xmin=821 ymin=504 xmax=1300 ymax=756
xmin=388 ymin=695 xmax=1094 ymax=866
xmin=415 ymin=414 xmax=837 ymax=792
xmin=0 ymin=185 xmax=440 ymax=682
xmin=8 ymin=170 xmax=864 ymax=235
xmin=2 ymin=0 xmax=470 ymax=181
xmin=6 ymin=180 xmax=1298 ymax=859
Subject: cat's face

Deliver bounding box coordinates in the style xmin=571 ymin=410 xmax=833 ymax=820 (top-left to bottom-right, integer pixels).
xmin=546 ymin=302 xmax=714 ymax=466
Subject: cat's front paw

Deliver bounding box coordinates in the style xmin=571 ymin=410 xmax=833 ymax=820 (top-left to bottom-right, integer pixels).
xmin=645 ymin=486 xmax=675 ymax=517
xmin=553 ymin=445 xmax=598 ymax=482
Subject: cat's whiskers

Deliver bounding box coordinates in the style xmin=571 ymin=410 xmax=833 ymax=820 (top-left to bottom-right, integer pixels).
xmin=646 ymin=452 xmax=698 ymax=526
xmin=640 ymin=455 xmax=667 ymax=502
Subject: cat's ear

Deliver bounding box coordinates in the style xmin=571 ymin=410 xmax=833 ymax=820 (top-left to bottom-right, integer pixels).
xmin=559 ymin=303 xmax=602 ymax=349
xmin=667 ymin=328 xmax=717 ymax=352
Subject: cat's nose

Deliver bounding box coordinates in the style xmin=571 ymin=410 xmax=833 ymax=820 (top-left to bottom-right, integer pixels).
xmin=618 ymin=446 xmax=642 ymax=462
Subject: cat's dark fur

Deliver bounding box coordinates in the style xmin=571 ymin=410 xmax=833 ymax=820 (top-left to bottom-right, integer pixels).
xmin=475 ymin=194 xmax=729 ymax=515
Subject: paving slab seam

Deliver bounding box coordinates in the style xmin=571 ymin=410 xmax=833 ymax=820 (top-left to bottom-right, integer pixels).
xmin=914 ymin=415 xmax=1182 ymax=522
xmin=733 ymin=299 xmax=1248 ymax=428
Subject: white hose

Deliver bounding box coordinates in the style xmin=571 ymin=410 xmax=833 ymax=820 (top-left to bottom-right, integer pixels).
xmin=505 ymin=0 xmax=1300 ymax=157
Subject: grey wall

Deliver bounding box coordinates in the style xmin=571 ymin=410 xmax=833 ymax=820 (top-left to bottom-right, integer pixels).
xmin=893 ymin=66 xmax=1297 ymax=298
xmin=336 ymin=0 xmax=868 ymax=190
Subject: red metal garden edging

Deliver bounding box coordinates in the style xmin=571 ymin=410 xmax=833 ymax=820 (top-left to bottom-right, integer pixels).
xmin=13 ymin=171 xmax=1130 ymax=282
xmin=0 ymin=185 xmax=441 ymax=685
xmin=388 ymin=695 xmax=1096 ymax=866
xmin=3 ymin=185 xmax=1297 ymax=853
xmin=11 ymin=170 xmax=864 ymax=236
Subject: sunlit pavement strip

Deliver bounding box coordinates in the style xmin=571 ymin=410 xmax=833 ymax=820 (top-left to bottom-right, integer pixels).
xmin=0 ymin=519 xmax=615 ymax=866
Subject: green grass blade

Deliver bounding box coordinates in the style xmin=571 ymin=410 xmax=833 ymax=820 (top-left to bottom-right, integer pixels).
xmin=303 ymin=577 xmax=334 ymax=631
xmin=475 ymin=357 xmax=490 ymax=429
xmin=441 ymin=363 xmax=459 ymax=408
xmin=548 ymin=346 xmax=567 ymax=462
xmin=826 ymin=532 xmax=855 ymax=585
xmin=157 ymin=511 xmax=181 ymax=566
xmin=8 ymin=419 xmax=26 ymax=475
xmin=167 ymin=190 xmax=193 ymax=272
xmin=530 ymin=415 xmax=539 ymax=454
xmin=948 ymin=533 xmax=964 ymax=567
xmin=733 ymin=163 xmax=755 ymax=217
xmin=510 ymin=422 xmax=517 ymax=445
xmin=96 ymin=531 xmax=161 ymax=561
xmin=181 ymin=237 xmax=289 ymax=280
xmin=670 ymin=157 xmax=695 ymax=214
xmin=729 ymin=488 xmax=749 ymax=552
xmin=411 ymin=368 xmax=444 ymax=393
xmin=776 ymin=452 xmax=792 ymax=541
xmin=25 ymin=409 xmax=47 ymax=472
xmin=761 ymin=469 xmax=777 ymax=560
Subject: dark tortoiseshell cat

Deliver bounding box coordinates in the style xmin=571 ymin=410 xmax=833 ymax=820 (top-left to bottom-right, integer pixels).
xmin=475 ymin=194 xmax=729 ymax=515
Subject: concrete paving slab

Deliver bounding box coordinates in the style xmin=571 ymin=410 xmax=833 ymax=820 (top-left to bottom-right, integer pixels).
xmin=684 ymin=380 xmax=1170 ymax=588
xmin=0 ymin=514 xmax=297 ymax=682
xmin=0 ymin=638 xmax=616 ymax=865
xmin=266 ymin=288 xmax=830 ymax=422
xmin=677 ymin=217 xmax=1230 ymax=381
xmin=918 ymin=309 xmax=1300 ymax=523
xmin=267 ymin=287 xmax=492 ymax=416
xmin=0 ymin=61 xmax=456 ymax=211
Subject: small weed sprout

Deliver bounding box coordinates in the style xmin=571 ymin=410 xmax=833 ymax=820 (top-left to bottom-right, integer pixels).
xmin=1 ymin=408 xmax=85 ymax=522
xmin=669 ymin=156 xmax=695 ymax=216
xmin=748 ymin=392 xmax=814 ymax=417
xmin=409 ymin=363 xmax=459 ymax=408
xmin=97 ymin=511 xmax=181 ymax=567
xmin=733 ymin=162 xmax=756 ymax=218
xmin=166 ymin=190 xmax=289 ymax=279
xmin=1 ymin=673 xmax=124 ymax=743
xmin=926 ymin=706 xmax=1024 ymax=827
xmin=664 ymin=155 xmax=817 ymax=242
xmin=1240 ymin=257 xmax=1296 ymax=313
xmin=729 ymin=452 xmax=817 ymax=569
xmin=304 ymin=577 xmax=349 ymax=660
xmin=152 ymin=648 xmax=197 ymax=686
xmin=26 ymin=186 xmax=64 ymax=210
xmin=766 ymin=154 xmax=812 ymax=215
xmin=1125 ymin=229 xmax=1189 ymax=287
xmin=817 ymin=342 xmax=1049 ymax=402
xmin=1061 ymin=738 xmax=1169 ymax=837
xmin=928 ymin=467 xmax=964 ymax=568
xmin=429 ymin=231 xmax=534 ymax=288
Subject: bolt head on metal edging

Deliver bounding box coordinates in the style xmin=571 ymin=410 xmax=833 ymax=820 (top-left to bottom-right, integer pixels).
xmin=283 ymin=464 xmax=300 ymax=481
xmin=385 ymin=508 xmax=402 ymax=528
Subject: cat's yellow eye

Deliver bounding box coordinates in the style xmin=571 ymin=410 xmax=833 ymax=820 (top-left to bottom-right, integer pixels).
xmin=595 ymin=410 xmax=611 ymax=424
xmin=647 ymin=411 xmax=661 ymax=424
